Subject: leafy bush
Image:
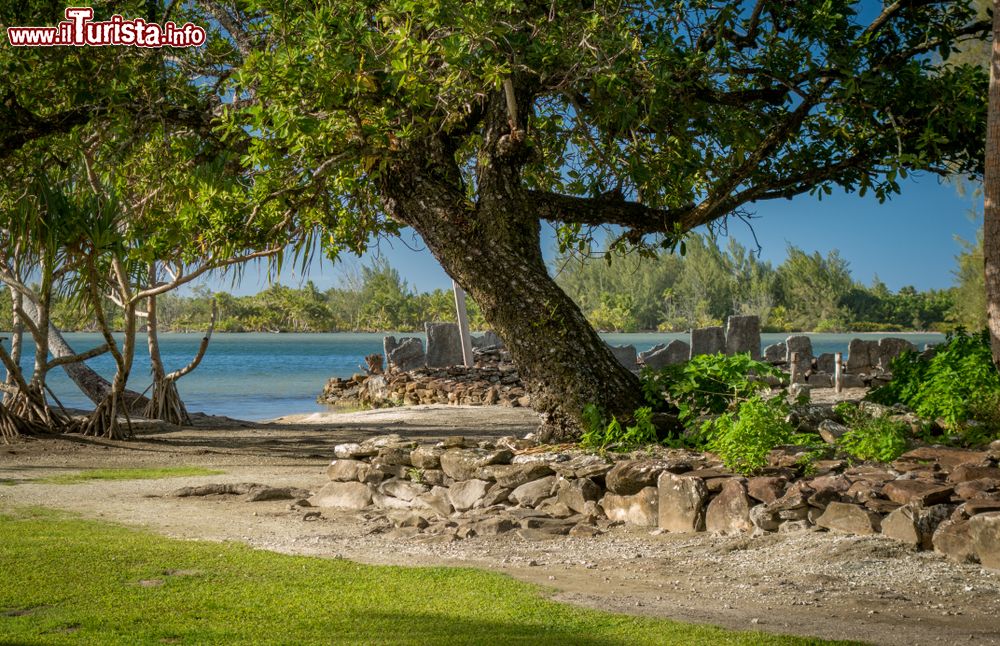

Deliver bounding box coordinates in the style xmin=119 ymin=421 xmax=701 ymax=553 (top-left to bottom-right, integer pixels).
xmin=867 ymin=329 xmax=1000 ymax=443
xmin=580 ymin=406 xmax=658 ymax=452
xmin=703 ymin=395 xmax=820 ymax=476
xmin=642 ymin=353 xmax=784 ymax=425
xmin=836 ymin=406 xmax=909 ymax=462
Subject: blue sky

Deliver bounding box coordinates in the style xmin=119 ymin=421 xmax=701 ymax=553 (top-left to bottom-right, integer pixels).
xmin=212 ymin=171 xmax=982 ymax=296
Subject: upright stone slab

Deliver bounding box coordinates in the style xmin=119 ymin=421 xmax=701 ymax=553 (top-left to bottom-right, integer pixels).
xmin=384 ymin=336 xmax=426 ymax=372
xmin=640 ymin=340 xmax=690 ymax=369
xmin=846 ymin=338 xmax=878 ymax=373
xmin=639 ymin=344 xmax=665 ymax=363
xmin=816 ymin=352 xmax=837 ymax=374
xmin=876 ymin=337 xmax=917 ymax=372
xmin=657 ymin=472 xmax=709 ymax=532
xmin=607 ymin=344 xmax=637 ymax=369
xmin=763 ymin=342 xmax=786 ymax=363
xmin=425 ymin=322 xmax=465 ymax=368
xmin=785 ymin=335 xmax=813 ymax=383
xmin=724 ymin=315 xmax=761 ymax=359
xmin=690 ymin=326 xmax=725 ymax=358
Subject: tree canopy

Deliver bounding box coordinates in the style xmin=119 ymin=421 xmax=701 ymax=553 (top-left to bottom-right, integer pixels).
xmin=0 ymin=0 xmax=991 ymax=435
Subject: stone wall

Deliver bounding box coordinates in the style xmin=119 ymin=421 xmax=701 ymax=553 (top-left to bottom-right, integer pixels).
xmin=320 ymin=348 xmax=531 ymax=408
xmin=309 ymin=431 xmax=1000 ymax=568
xmin=321 ymin=315 xmax=929 ymax=409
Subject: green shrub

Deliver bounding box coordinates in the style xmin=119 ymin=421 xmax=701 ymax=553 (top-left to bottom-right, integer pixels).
xmin=643 ymin=353 xmax=784 ymax=426
xmin=703 ymin=395 xmax=820 ymax=476
xmin=837 ymin=408 xmax=909 ymax=462
xmin=580 ymin=406 xmax=658 ymax=452
xmin=867 ymin=329 xmax=1000 ymax=443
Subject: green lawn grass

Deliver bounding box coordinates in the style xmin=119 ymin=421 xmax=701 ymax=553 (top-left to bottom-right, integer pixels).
xmin=0 ymin=506 xmax=851 ymax=645
xmin=34 ymin=467 xmax=224 ymax=485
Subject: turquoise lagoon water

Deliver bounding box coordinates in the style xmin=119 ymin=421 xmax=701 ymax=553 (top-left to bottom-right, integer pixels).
xmin=4 ymin=331 xmax=945 ymax=421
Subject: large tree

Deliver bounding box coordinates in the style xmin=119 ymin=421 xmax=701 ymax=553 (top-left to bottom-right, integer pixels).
xmin=1 ymin=1 xmax=991 ymax=437
xmin=987 ymin=0 xmax=1000 ymax=368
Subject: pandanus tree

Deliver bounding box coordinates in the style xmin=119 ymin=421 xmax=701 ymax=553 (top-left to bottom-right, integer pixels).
xmin=0 ymin=1 xmax=992 ymax=437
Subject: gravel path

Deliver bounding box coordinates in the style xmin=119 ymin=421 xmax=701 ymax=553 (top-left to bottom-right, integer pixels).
xmin=2 ymin=405 xmax=998 ymax=646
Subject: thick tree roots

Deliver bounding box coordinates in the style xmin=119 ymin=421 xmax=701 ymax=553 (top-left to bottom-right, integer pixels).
xmin=0 ymin=403 xmax=48 ymax=442
xmin=81 ymin=393 xmax=133 ymax=440
xmin=143 ymin=379 xmax=191 ymax=426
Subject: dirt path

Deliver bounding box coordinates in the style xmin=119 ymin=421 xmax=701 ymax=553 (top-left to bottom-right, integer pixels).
xmin=2 ymin=405 xmax=999 ymax=646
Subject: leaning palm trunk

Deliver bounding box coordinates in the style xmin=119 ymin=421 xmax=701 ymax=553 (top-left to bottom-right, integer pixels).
xmin=18 ymin=296 xmax=151 ymax=412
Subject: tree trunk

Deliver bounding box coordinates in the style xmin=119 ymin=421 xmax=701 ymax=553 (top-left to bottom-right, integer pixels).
xmin=3 ymin=284 xmax=22 ymax=406
xmin=82 ymin=258 xmax=137 ymax=439
xmin=987 ymin=0 xmax=1000 ymax=370
xmin=144 ymin=263 xmax=192 ymax=425
xmin=381 ymin=148 xmax=645 ymax=440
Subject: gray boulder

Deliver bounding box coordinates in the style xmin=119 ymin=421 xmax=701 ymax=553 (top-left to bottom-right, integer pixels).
xmin=725 ymin=315 xmax=761 ymax=359
xmin=425 ymin=322 xmax=465 ymax=368
xmin=607 ymin=344 xmax=638 ymax=369
xmin=510 ymin=475 xmax=558 ymax=507
xmin=556 ymin=478 xmax=602 ymax=514
xmin=763 ymin=342 xmax=786 ymax=363
xmin=785 ymin=335 xmax=813 ymax=382
xmin=440 ymin=448 xmax=513 ymax=481
xmin=816 ymin=352 xmax=837 ymax=374
xmin=472 ymin=330 xmax=504 ymax=349
xmin=877 ymin=337 xmax=917 ymax=372
xmin=815 ymin=502 xmax=881 ymax=535
xmin=933 ymin=519 xmax=979 ymax=563
xmin=606 ymin=460 xmax=675 ymax=496
xmin=846 ymin=338 xmax=879 ymax=373
xmin=474 ymin=463 xmax=553 ymax=489
xmin=882 ymin=504 xmax=950 ymax=550
xmin=383 ymin=336 xmax=426 ymax=372
xmin=690 ymin=326 xmax=725 ymax=357
xmin=705 ymin=478 xmax=753 ymax=534
xmin=309 ymin=481 xmax=374 ymax=510
xmin=326 ymin=459 xmax=368 ymax=482
xmin=970 ymin=512 xmax=1000 ymax=570
xmin=448 ymin=479 xmax=491 ymax=512
xmin=807 ymin=372 xmax=834 ymax=388
xmin=640 ymin=340 xmax=690 ymax=369
xmin=657 ymin=472 xmax=709 ymax=532
xmin=600 ymin=487 xmax=659 ymax=527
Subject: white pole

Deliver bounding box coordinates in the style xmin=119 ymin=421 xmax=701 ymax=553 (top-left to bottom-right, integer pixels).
xmin=453 ymin=280 xmax=474 ymax=368
xmin=835 ymin=352 xmax=843 ymax=393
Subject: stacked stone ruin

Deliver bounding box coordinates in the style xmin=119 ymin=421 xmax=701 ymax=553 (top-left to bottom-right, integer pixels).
xmin=319 ymin=316 xmax=928 ymax=409
xmin=309 ymin=428 xmax=1000 ymax=569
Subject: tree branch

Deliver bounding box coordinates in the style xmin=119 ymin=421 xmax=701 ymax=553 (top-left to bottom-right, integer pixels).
xmin=529 ymin=190 xmax=694 ymax=234
xmin=46 ymin=344 xmax=111 ymax=371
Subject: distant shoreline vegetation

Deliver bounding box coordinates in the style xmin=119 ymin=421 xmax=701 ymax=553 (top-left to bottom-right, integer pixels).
xmin=1 ymin=233 xmax=983 ymax=335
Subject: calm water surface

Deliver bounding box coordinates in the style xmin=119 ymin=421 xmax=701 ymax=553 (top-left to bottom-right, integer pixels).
xmin=5 ymin=331 xmax=945 ymax=421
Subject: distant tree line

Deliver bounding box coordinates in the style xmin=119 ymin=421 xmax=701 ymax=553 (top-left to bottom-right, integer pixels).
xmin=554 ymin=232 xmax=984 ymax=333
xmin=1 ymin=234 xmax=984 ymax=335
